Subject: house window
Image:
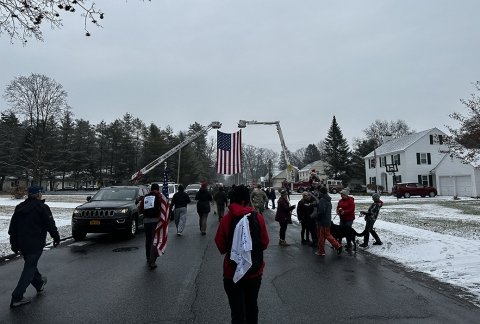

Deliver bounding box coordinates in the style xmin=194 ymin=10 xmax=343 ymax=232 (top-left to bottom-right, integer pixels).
xmin=419 ymin=175 xmax=429 ymax=186
xmin=379 ymin=156 xmax=386 ymax=167
xmin=393 ymin=175 xmax=402 ymax=184
xmin=430 ymin=134 xmax=444 ymax=145
xmin=416 ymin=153 xmax=431 ymax=165
xmin=369 ymin=158 xmax=376 ymax=169
xmin=392 ymin=154 xmax=400 ymax=166
xmin=369 ymin=177 xmax=376 ymax=185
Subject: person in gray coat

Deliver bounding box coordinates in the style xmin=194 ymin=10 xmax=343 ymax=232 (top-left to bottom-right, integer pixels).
xmin=313 ymin=187 xmax=342 ymax=256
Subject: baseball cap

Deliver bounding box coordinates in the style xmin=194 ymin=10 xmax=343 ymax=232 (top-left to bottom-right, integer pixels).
xmin=28 ymin=186 xmax=43 ymax=195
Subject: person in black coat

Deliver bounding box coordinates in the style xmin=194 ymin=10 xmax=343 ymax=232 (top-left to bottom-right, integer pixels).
xmin=8 ymin=186 xmax=60 ymax=308
xmin=195 ymin=182 xmax=213 ymax=235
xmin=170 ymin=185 xmax=191 ymax=236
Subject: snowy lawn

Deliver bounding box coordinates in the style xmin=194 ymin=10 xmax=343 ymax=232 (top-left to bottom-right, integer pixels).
xmin=1 ymin=193 xmax=479 ymax=306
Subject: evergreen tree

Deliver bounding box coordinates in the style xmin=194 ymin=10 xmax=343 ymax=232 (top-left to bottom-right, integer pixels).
xmin=349 ymin=138 xmax=377 ymax=183
xmin=303 ymin=144 xmax=321 ymax=165
xmin=323 ymin=116 xmax=351 ymax=181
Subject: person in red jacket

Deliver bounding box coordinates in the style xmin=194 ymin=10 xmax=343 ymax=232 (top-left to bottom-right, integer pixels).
xmin=336 ymin=189 xmax=356 ymax=250
xmin=215 ymin=185 xmax=269 ymax=324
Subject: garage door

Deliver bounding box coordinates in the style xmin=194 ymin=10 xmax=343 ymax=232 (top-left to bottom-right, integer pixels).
xmin=439 ymin=176 xmax=473 ymax=197
xmin=439 ymin=176 xmax=454 ymax=196
xmin=456 ymin=176 xmax=473 ymax=197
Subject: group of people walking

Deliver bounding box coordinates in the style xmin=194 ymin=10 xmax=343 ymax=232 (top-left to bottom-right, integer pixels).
xmin=8 ymin=181 xmax=382 ymax=324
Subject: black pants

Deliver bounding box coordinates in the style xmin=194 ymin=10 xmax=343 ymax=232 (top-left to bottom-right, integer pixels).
xmin=300 ymin=220 xmax=310 ymax=241
xmin=279 ymin=222 xmax=288 ymax=240
xmin=144 ymin=222 xmax=158 ymax=263
xmin=224 ymin=276 xmax=262 ymax=324
xmin=364 ymin=218 xmax=381 ymax=244
xmin=12 ymin=249 xmax=44 ymax=302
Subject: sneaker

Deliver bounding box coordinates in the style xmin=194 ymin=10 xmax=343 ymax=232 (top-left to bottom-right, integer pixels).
xmin=201 ymin=232 xmax=206 ymax=236
xmin=177 ymin=232 xmax=183 ymax=236
xmin=373 ymin=241 xmax=383 ymax=245
xmin=37 ymin=277 xmax=47 ymax=293
xmin=315 ymin=251 xmax=325 ymax=256
xmin=359 ymin=243 xmax=368 ymax=248
xmin=10 ymin=297 xmax=32 ymax=308
xmin=336 ymin=246 xmax=343 ymax=255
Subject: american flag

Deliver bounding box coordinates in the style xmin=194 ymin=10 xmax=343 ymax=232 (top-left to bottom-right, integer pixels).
xmin=217 ymin=130 xmax=242 ymax=175
xmin=153 ymin=162 xmax=170 ymax=256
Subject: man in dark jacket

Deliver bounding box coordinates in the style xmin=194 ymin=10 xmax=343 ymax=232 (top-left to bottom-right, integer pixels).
xmin=215 ymin=185 xmax=269 ymax=324
xmin=213 ymin=186 xmax=228 ymax=222
xmin=8 ymin=186 xmax=60 ymax=308
xmin=138 ymin=183 xmax=163 ymax=269
xmin=313 ymin=186 xmax=342 ymax=256
xmin=195 ymin=182 xmax=213 ymax=235
xmin=170 ymin=185 xmax=191 ymax=236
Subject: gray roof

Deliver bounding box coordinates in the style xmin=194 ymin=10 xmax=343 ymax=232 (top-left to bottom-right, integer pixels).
xmin=364 ymin=128 xmax=443 ymax=158
xmin=298 ymin=160 xmax=326 ymax=172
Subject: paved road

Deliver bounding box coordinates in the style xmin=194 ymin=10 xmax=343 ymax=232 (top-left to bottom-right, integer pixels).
xmin=1 ymin=206 xmax=479 ymax=323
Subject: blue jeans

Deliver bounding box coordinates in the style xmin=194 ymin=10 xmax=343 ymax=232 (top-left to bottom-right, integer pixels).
xmin=12 ymin=249 xmax=44 ymax=301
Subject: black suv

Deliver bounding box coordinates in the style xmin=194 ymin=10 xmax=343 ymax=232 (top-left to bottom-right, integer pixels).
xmin=71 ymin=185 xmax=149 ymax=241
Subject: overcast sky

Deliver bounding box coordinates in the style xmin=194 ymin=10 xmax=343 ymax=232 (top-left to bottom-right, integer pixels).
xmin=1 ymin=0 xmax=479 ymax=153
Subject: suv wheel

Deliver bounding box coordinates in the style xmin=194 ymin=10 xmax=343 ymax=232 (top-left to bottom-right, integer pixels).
xmin=404 ymin=192 xmax=411 ymax=198
xmin=126 ymin=218 xmax=138 ymax=239
xmin=72 ymin=229 xmax=86 ymax=241
xmin=429 ymin=191 xmax=436 ymax=197
xmin=331 ymin=188 xmax=337 ymax=194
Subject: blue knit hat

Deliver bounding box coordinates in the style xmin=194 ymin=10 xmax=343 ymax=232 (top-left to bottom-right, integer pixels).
xmin=28 ymin=186 xmax=43 ymax=195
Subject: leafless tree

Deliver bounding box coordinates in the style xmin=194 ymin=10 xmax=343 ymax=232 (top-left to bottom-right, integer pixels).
xmin=0 ymin=0 xmax=105 ymax=43
xmin=3 ymin=73 xmax=69 ymax=183
xmin=363 ymin=119 xmax=413 ymax=145
xmin=446 ymin=81 xmax=480 ymax=165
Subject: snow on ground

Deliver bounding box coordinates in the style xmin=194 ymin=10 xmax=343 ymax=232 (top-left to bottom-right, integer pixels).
xmin=1 ymin=193 xmax=479 ymax=306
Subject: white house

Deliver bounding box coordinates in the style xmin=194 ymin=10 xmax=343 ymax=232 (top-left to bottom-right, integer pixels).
xmin=297 ymin=160 xmax=328 ymax=181
xmin=364 ymin=127 xmax=479 ymax=197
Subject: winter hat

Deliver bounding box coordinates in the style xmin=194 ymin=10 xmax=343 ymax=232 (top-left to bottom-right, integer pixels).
xmin=280 ymin=189 xmax=287 ymax=196
xmin=372 ymin=193 xmax=381 ymax=201
xmin=340 ymin=189 xmax=350 ymax=196
xmin=28 ymin=186 xmax=43 ymax=196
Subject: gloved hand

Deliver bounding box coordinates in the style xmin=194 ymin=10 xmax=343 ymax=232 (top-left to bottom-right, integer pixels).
xmin=53 ymin=239 xmax=60 ymax=247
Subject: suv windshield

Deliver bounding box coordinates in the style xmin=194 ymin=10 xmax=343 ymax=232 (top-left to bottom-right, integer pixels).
xmin=91 ymin=188 xmax=138 ymax=201
xmin=186 ymin=184 xmax=201 ymax=190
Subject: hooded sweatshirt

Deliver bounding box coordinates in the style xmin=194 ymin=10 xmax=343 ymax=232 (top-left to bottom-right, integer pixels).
xmin=215 ymin=203 xmax=269 ymax=280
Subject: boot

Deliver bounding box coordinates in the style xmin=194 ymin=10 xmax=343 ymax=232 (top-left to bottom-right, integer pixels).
xmin=279 ymin=239 xmax=290 ymax=246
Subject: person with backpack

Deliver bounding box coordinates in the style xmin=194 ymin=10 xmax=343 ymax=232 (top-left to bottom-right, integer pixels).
xmin=195 ymin=182 xmax=213 ymax=235
xmin=215 ymin=185 xmax=269 ymax=324
xmin=138 ymin=183 xmax=163 ymax=269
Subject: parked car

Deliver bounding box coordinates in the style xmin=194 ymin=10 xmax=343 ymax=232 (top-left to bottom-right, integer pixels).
xmin=392 ymin=182 xmax=437 ymax=198
xmin=185 ymin=183 xmax=202 ymax=200
xmin=71 ymin=185 xmax=150 ymax=241
xmin=149 ymin=182 xmax=180 ymax=200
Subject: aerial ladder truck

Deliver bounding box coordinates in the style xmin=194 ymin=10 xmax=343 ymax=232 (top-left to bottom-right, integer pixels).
xmin=130 ymin=121 xmax=222 ymax=182
xmin=237 ymin=120 xmax=294 ymax=190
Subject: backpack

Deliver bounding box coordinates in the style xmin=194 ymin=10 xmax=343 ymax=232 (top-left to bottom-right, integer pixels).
xmin=143 ymin=193 xmax=160 ymax=218
xmin=227 ymin=211 xmax=264 ymax=275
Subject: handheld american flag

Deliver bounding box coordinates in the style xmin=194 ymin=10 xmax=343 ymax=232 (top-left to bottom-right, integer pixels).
xmin=153 ymin=162 xmax=170 ymax=256
xmin=216 ymin=130 xmax=242 ymax=175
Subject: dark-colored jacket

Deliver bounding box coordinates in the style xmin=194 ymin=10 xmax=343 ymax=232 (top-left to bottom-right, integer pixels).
xmin=215 ymin=203 xmax=269 ymax=280
xmin=363 ymin=200 xmax=383 ymax=221
xmin=8 ymin=198 xmax=60 ymax=253
xmin=275 ymin=196 xmax=294 ymax=224
xmin=138 ymin=191 xmax=162 ymax=220
xmin=170 ymin=191 xmax=191 ymax=209
xmin=269 ymin=189 xmax=276 ymax=200
xmin=315 ymin=193 xmax=333 ymax=227
xmin=296 ymin=198 xmax=314 ymax=222
xmin=213 ymin=190 xmax=228 ymax=208
xmin=195 ymin=188 xmax=212 ymax=213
